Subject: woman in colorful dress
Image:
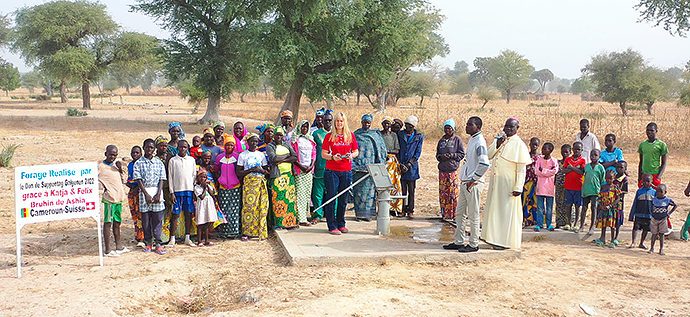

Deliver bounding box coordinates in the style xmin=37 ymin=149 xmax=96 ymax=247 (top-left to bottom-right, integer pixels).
xmin=290 ymin=120 xmax=317 ymax=226
xmin=381 ymin=116 xmax=402 ymax=217
xmin=236 ymin=134 xmax=270 ymax=240
xmin=353 ymin=114 xmax=388 ymax=221
xmin=266 ymin=127 xmax=299 ymax=229
xmin=256 ymin=123 xmax=275 ymax=155
xmin=522 ymin=137 xmax=541 ymax=227
xmin=215 ymin=139 xmax=242 ymax=239
xmin=231 ymin=121 xmax=248 ymax=156
xmin=167 ymin=122 xmax=185 ymax=157
xmin=436 ymin=118 xmax=465 ymax=221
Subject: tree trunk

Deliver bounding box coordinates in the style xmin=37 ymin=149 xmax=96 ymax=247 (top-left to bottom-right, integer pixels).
xmin=198 ymin=91 xmax=221 ymax=124
xmin=240 ymin=93 xmax=246 ymax=103
xmin=482 ymin=100 xmax=489 ymax=108
xmin=619 ymin=102 xmax=627 ymax=116
xmin=419 ymin=95 xmax=425 ymax=107
xmin=125 ymin=85 xmax=130 ymax=94
xmin=356 ymin=90 xmax=360 ymax=107
xmin=60 ymin=79 xmax=68 ymax=103
xmin=4 ymin=91 xmax=7 ymax=97
xmin=82 ymin=81 xmax=91 ymax=110
xmin=376 ymin=89 xmax=386 ymax=112
xmin=646 ymin=102 xmax=654 ymax=115
xmin=505 ymin=89 xmax=511 ymax=104
xmin=277 ymin=74 xmax=305 ymax=124
xmin=326 ymin=99 xmax=333 ymax=109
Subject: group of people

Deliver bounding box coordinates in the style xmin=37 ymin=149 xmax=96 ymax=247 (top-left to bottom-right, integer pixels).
xmin=441 ymin=117 xmax=683 ymax=255
xmin=97 ymin=108 xmax=690 ymax=257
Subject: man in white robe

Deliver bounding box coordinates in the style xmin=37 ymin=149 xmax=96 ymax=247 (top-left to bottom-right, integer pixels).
xmin=481 ymin=118 xmax=531 ymax=250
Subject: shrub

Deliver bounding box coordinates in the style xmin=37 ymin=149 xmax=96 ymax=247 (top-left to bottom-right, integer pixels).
xmin=0 ymin=144 xmax=20 ymax=167
xmin=529 ymin=102 xmax=559 ymax=107
xmin=10 ymin=96 xmax=25 ymax=100
xmin=30 ymin=94 xmax=51 ymax=100
xmin=66 ymin=108 xmax=88 ymax=117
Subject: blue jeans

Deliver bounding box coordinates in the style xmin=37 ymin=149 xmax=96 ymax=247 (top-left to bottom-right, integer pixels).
xmin=536 ymin=195 xmax=554 ymax=228
xmin=324 ymin=169 xmax=352 ymax=231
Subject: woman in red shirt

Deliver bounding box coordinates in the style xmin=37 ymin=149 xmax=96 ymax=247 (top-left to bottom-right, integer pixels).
xmin=321 ymin=112 xmax=359 ymax=235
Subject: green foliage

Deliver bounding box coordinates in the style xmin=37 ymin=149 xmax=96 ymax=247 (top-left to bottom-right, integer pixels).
xmin=40 ymin=46 xmax=96 ymax=83
xmin=468 ymin=57 xmax=491 ymax=88
xmin=636 ymin=0 xmax=690 ymax=36
xmin=447 ymin=60 xmax=469 ymax=77
xmin=570 ymin=76 xmax=594 ymax=94
xmin=583 ymin=49 xmax=646 ymax=115
xmin=30 ymin=94 xmax=51 ymax=100
xmin=109 ymin=32 xmax=161 ymax=92
xmin=0 ymin=144 xmax=20 ymax=167
xmin=449 ymin=73 xmax=471 ymax=95
xmin=66 ymin=108 xmax=88 ymax=117
xmin=0 ymin=60 xmax=21 ymax=94
xmin=10 ymin=96 xmax=25 ymax=100
xmin=407 ymin=71 xmax=436 ymax=106
xmin=476 ymin=86 xmax=499 ymax=108
xmin=636 ymin=66 xmax=671 ymax=112
xmin=556 ymin=85 xmax=567 ymax=94
xmin=0 ymin=15 xmax=11 ymax=48
xmin=531 ymin=69 xmax=554 ymax=90
xmin=487 ymin=50 xmax=534 ymax=102
xmin=529 ymin=102 xmax=559 ymax=107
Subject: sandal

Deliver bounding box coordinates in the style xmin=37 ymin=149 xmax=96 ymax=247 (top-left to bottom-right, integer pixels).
xmin=299 ymin=222 xmax=312 ymax=227
xmin=241 ymin=236 xmax=249 ymax=242
xmin=205 ymin=241 xmax=214 ymax=246
xmin=594 ymin=238 xmax=604 ymax=247
xmin=608 ymin=242 xmax=615 ymax=248
xmin=197 ymin=242 xmax=205 ymax=247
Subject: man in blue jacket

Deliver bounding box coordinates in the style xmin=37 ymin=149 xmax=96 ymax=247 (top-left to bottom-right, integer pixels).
xmin=398 ymin=116 xmax=424 ymax=219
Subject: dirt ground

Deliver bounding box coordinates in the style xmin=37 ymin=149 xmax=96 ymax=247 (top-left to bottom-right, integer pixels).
xmin=0 ymin=92 xmax=689 ymax=316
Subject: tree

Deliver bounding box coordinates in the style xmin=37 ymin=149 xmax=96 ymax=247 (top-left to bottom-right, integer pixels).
xmin=636 ymin=0 xmax=690 ymax=36
xmin=476 ymin=86 xmax=499 ymax=108
xmin=449 ymin=73 xmax=471 ymax=95
xmin=447 ymin=60 xmax=469 ymax=77
xmin=468 ymin=57 xmax=491 ymax=88
xmin=582 ymin=49 xmax=646 ymax=115
xmin=266 ymin=0 xmax=447 ymax=121
xmin=109 ymin=32 xmax=160 ymax=94
xmin=487 ymin=50 xmax=534 ymax=103
xmin=133 ymin=0 xmax=265 ymax=124
xmin=407 ymin=71 xmax=435 ymax=106
xmin=531 ymin=69 xmax=554 ymax=91
xmin=0 ymin=60 xmax=21 ymax=96
xmin=570 ymin=76 xmax=593 ymax=94
xmin=0 ymin=15 xmax=11 ymax=47
xmin=13 ymin=1 xmax=119 ymax=105
xmin=636 ymin=66 xmax=670 ymax=115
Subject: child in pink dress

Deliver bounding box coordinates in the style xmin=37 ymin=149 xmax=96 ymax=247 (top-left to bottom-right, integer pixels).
xmin=534 ymin=143 xmax=559 ymax=231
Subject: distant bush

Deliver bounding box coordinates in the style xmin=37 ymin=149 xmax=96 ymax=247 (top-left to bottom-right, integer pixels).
xmin=68 ymin=94 xmax=81 ymax=99
xmin=625 ymin=104 xmax=646 ymax=111
xmin=529 ymin=102 xmax=559 ymax=107
xmin=0 ymin=144 xmax=20 ymax=167
xmin=66 ymin=108 xmax=88 ymax=117
xmin=30 ymin=94 xmax=51 ymax=100
xmin=10 ymin=96 xmax=26 ymax=100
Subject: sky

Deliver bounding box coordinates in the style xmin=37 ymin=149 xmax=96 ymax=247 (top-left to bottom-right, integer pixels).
xmin=2 ymin=0 xmax=690 ymax=78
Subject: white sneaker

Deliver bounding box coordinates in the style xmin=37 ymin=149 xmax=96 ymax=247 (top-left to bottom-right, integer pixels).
xmin=168 ymin=236 xmax=176 ymax=248
xmin=136 ymin=242 xmax=145 ymax=248
xmin=185 ymin=238 xmax=196 ymax=247
xmin=106 ymin=250 xmax=120 ymax=257
xmin=115 ymin=247 xmax=131 ymax=254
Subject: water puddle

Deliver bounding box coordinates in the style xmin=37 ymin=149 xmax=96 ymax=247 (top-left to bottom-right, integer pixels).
xmin=389 ymin=222 xmax=455 ymax=243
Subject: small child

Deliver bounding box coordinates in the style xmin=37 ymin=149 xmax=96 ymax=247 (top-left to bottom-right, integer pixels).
xmin=168 ymin=140 xmax=197 ymax=247
xmin=99 ymin=145 xmax=129 ymax=256
xmin=581 ymin=149 xmax=605 ymax=235
xmin=133 ymin=138 xmax=168 ymax=255
xmin=562 ymin=142 xmax=586 ymax=232
xmin=555 ymin=144 xmax=572 ymax=229
xmin=195 ymin=171 xmax=218 ymax=246
xmin=612 ymin=161 xmax=629 ymax=244
xmin=534 ymin=142 xmax=558 ymax=231
xmin=649 ymin=184 xmax=677 ymax=255
xmin=629 ymin=174 xmax=656 ymax=249
xmin=594 ymin=170 xmax=622 ymax=247
xmin=523 ymin=137 xmax=541 ymax=227
xmin=126 ymin=145 xmax=144 ymax=247
xmin=599 ymin=134 xmax=624 ymax=172
xmin=190 ymin=136 xmax=204 ymax=160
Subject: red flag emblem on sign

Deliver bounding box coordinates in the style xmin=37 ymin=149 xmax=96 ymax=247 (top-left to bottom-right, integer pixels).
xmin=86 ymin=202 xmax=95 ymax=210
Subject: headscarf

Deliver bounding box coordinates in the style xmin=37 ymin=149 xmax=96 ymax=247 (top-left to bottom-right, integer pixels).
xmin=168 ymin=122 xmax=186 ymax=139
xmin=291 ymin=120 xmax=314 ymax=144
xmin=509 ymin=117 xmax=519 ymax=123
xmin=361 ymin=114 xmax=373 ymax=122
xmin=393 ymin=118 xmax=404 ymax=127
xmin=404 ymin=115 xmax=419 ymax=127
xmin=382 ymin=116 xmax=394 ymax=123
xmin=256 ymin=123 xmax=276 ymax=141
xmin=444 ymin=118 xmax=455 ymax=130
xmin=213 ymin=121 xmax=225 ymax=128
xmin=155 ymin=135 xmax=168 ymax=145
xmin=275 ymin=126 xmax=286 ymax=135
xmin=315 ymin=107 xmax=326 ymax=116
xmin=203 ymin=127 xmax=214 ymax=136
xmin=280 ymin=110 xmax=293 ymax=118
xmin=244 ymin=133 xmax=260 ymax=142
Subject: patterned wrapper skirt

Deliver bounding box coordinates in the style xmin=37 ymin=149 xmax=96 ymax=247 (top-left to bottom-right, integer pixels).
xmin=554 ymin=172 xmax=571 ymax=227
xmin=294 ymin=172 xmax=313 ymax=223
xmin=218 ymin=187 xmax=242 ymax=238
xmin=354 ymin=171 xmax=377 ymax=218
xmin=128 ymin=188 xmax=143 ymax=241
xmin=439 ymin=171 xmax=459 ymax=220
xmin=387 ymin=154 xmax=403 ymax=215
xmin=522 ymin=180 xmax=537 ymax=226
xmin=271 ymin=171 xmax=298 ymax=229
xmin=596 ymin=205 xmax=619 ymax=228
xmin=242 ymin=174 xmax=269 ymax=239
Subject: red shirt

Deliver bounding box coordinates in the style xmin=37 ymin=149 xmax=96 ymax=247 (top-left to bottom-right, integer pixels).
xmin=190 ymin=146 xmax=204 ymax=159
xmin=563 ymin=156 xmax=586 ymax=191
xmin=322 ymin=133 xmax=359 ymax=172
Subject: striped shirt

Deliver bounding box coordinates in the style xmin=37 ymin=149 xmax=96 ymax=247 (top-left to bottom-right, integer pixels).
xmin=459 ymin=132 xmax=490 ymax=183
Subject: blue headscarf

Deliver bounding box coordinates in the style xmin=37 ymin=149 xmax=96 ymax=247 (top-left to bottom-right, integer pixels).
xmin=316 ymin=107 xmax=326 ymax=116
xmin=361 ymin=114 xmax=373 ymax=122
xmin=444 ymin=118 xmax=455 ymax=130
xmin=168 ymin=122 xmax=186 ymax=139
